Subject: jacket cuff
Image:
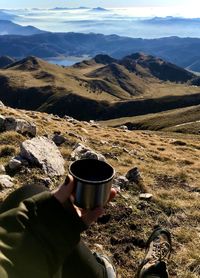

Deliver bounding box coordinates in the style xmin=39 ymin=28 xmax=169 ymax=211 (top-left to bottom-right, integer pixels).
xmin=22 ymin=192 xmax=87 ymax=262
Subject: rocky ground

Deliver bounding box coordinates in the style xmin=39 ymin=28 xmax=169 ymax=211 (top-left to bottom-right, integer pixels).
xmin=0 ymin=103 xmax=199 ymax=278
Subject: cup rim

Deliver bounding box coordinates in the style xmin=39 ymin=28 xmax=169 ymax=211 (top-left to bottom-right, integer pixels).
xmin=69 ymin=159 xmax=115 ymax=184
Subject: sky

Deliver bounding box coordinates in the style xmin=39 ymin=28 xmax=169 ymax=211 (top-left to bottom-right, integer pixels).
xmin=0 ymin=0 xmax=199 ymax=9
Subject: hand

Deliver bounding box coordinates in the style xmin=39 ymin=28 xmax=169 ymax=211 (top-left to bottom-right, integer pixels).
xmin=53 ymin=174 xmax=117 ymax=226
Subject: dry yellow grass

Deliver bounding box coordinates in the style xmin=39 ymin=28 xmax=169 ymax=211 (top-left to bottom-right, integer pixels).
xmin=1 ymin=56 xmax=200 ymax=104
xmin=0 ymin=105 xmax=199 ymax=277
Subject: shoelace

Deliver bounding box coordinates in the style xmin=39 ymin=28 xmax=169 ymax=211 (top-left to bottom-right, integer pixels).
xmin=151 ymin=239 xmax=171 ymax=261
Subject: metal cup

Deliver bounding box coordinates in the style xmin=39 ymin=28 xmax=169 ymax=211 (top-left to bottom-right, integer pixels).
xmin=69 ymin=159 xmax=115 ymax=209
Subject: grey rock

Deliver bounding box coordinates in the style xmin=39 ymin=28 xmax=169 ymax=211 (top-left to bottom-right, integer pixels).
xmin=0 ymin=175 xmax=14 ymax=189
xmin=71 ymin=143 xmax=106 ymax=161
xmin=0 ymin=165 xmax=6 ymax=174
xmin=139 ymin=193 xmax=153 ymax=200
xmin=89 ymin=120 xmax=95 ymax=124
xmin=4 ymin=117 xmax=36 ymax=137
xmin=20 ymin=136 xmax=65 ymax=177
xmin=0 ymin=101 xmax=5 ymax=107
xmin=126 ymin=167 xmax=142 ymax=184
xmin=113 ymin=175 xmax=128 ymax=190
xmin=104 ymin=152 xmax=119 ymax=161
xmin=119 ymin=125 xmax=128 ymax=131
xmin=89 ymin=120 xmax=100 ymax=128
xmin=52 ymin=115 xmax=62 ymax=121
xmin=52 ymin=134 xmax=66 ymax=146
xmin=8 ymin=156 xmax=23 ymax=171
xmin=64 ymin=115 xmax=79 ymax=124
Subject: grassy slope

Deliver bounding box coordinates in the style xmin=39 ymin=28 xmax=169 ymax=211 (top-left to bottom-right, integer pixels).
xmin=0 ymin=106 xmax=199 ymax=278
xmin=0 ymin=57 xmax=200 ymax=121
xmin=0 ymin=56 xmax=200 ymax=101
xmin=102 ymin=105 xmax=200 ymax=134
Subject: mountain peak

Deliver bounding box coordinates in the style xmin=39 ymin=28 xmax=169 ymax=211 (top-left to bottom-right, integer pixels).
xmin=120 ymin=53 xmax=194 ymax=82
xmin=7 ymin=56 xmax=43 ymax=71
xmin=94 ymin=54 xmax=117 ymax=64
xmin=91 ymin=7 xmax=108 ymax=12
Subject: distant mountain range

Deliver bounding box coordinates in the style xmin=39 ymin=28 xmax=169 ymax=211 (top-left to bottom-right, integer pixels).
xmin=0 ymin=20 xmax=46 ymax=36
xmin=0 ymin=54 xmax=199 ymax=120
xmin=141 ymin=16 xmax=200 ymax=25
xmin=1 ymin=32 xmax=200 ymax=71
xmin=0 ymin=10 xmax=17 ymax=21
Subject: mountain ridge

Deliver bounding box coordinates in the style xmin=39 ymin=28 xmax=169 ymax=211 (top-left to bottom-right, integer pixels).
xmin=1 ymin=32 xmax=200 ymax=70
xmin=0 ymin=19 xmax=45 ymax=36
xmin=0 ymin=54 xmax=200 ymax=121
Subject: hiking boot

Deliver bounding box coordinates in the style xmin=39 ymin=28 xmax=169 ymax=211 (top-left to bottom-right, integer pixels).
xmin=137 ymin=227 xmax=172 ymax=278
xmin=93 ymin=252 xmax=116 ymax=278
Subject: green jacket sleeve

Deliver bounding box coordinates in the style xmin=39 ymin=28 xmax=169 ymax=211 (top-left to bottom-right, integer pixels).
xmin=0 ymin=191 xmax=87 ymax=278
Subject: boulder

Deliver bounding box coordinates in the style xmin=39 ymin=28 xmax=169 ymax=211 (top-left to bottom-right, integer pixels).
xmin=0 ymin=175 xmax=14 ymax=189
xmin=71 ymin=143 xmax=106 ymax=161
xmin=126 ymin=167 xmax=142 ymax=184
xmin=20 ymin=136 xmax=65 ymax=177
xmin=4 ymin=117 xmax=36 ymax=137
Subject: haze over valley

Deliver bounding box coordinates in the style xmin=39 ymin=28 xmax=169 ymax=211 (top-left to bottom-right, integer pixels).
xmin=1 ymin=7 xmax=200 ymax=38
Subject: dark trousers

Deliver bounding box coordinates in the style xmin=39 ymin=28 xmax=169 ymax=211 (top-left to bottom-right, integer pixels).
xmin=0 ymin=184 xmax=106 ymax=278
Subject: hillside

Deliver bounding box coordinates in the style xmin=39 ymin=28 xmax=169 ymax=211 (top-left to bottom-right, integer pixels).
xmin=102 ymin=105 xmax=200 ymax=135
xmin=0 ymin=104 xmax=199 ymax=278
xmin=0 ymin=56 xmax=15 ymax=68
xmin=1 ymin=33 xmax=200 ymax=70
xmin=0 ymin=20 xmax=45 ymax=36
xmin=0 ymin=55 xmax=200 ymax=121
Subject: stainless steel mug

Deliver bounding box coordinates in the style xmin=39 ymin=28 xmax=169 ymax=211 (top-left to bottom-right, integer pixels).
xmin=69 ymin=159 xmax=115 ymax=209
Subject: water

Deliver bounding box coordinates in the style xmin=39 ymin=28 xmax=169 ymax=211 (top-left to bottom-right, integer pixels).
xmin=45 ymin=56 xmax=90 ymax=67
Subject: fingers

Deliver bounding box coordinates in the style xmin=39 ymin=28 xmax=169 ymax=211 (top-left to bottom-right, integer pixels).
xmin=63 ymin=174 xmax=75 ymax=194
xmin=77 ymin=188 xmax=117 ymax=226
xmin=81 ymin=207 xmax=105 ymax=226
xmin=53 ymin=174 xmax=75 ymax=205
xmin=108 ymin=188 xmax=117 ymax=202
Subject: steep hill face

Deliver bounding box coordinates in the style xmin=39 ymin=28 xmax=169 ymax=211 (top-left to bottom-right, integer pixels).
xmin=0 ymin=56 xmax=15 ymax=68
xmin=119 ymin=53 xmax=195 ymax=82
xmin=86 ymin=62 xmax=145 ymax=96
xmin=0 ymin=55 xmax=200 ymax=121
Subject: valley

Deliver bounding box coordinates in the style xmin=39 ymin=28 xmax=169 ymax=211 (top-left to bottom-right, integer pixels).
xmin=0 ymin=54 xmax=199 ymax=123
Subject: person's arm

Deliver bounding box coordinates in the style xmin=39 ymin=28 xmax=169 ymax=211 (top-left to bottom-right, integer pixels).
xmin=0 ymin=190 xmax=86 ymax=278
xmin=0 ymin=175 xmax=116 ymax=278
